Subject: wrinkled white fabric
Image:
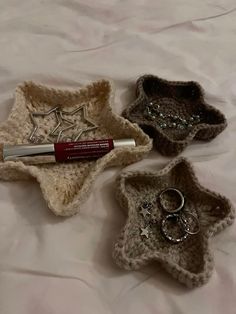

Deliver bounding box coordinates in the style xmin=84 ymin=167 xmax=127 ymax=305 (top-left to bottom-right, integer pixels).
xmin=0 ymin=1 xmax=236 ymax=313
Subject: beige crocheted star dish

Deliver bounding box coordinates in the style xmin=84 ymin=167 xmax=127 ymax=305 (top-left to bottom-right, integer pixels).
xmin=113 ymin=158 xmax=235 ymax=288
xmin=0 ymin=80 xmax=152 ymax=216
xmin=123 ymin=74 xmax=227 ymax=156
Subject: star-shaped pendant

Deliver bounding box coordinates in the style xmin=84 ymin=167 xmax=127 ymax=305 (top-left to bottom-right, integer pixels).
xmin=113 ymin=157 xmax=235 ymax=287
xmin=122 ymin=74 xmax=227 ymax=156
xmin=140 ymin=227 xmax=149 ymax=238
xmin=0 ymin=80 xmax=152 ymax=216
xmin=59 ymin=103 xmax=98 ymax=142
xmin=29 ymin=106 xmax=59 ymax=143
xmin=139 ymin=207 xmax=150 ymax=218
xmin=49 ymin=110 xmax=76 ymax=142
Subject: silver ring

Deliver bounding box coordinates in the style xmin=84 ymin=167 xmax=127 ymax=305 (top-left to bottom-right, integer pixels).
xmin=179 ymin=211 xmax=200 ymax=235
xmin=159 ymin=188 xmax=185 ymax=213
xmin=161 ymin=214 xmax=188 ymax=244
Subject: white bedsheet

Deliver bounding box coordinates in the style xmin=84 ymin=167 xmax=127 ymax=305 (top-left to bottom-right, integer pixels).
xmin=0 ymin=1 xmax=236 ymax=313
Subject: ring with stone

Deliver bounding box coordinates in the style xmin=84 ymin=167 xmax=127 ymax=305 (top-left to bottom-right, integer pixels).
xmin=179 ymin=211 xmax=200 ymax=235
xmin=161 ymin=214 xmax=188 ymax=243
xmin=159 ymin=188 xmax=185 ymax=213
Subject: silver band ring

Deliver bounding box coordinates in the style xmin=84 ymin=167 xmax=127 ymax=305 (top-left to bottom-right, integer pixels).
xmin=179 ymin=211 xmax=200 ymax=235
xmin=159 ymin=188 xmax=185 ymax=213
xmin=161 ymin=214 xmax=188 ymax=244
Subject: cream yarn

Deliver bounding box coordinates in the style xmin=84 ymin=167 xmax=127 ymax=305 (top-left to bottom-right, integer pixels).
xmin=0 ymin=80 xmax=152 ymax=216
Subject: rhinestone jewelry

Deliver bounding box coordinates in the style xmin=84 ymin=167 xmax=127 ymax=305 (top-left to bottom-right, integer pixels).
xmin=144 ymin=107 xmax=155 ymax=120
xmin=143 ymin=100 xmax=202 ymax=130
xmin=161 ymin=214 xmax=189 ymax=243
xmin=177 ymin=124 xmax=185 ymax=130
xmin=161 ymin=123 xmax=167 ymax=129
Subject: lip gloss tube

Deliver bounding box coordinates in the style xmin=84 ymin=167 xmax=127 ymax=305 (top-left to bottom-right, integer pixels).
xmin=3 ymin=138 xmax=136 ymax=164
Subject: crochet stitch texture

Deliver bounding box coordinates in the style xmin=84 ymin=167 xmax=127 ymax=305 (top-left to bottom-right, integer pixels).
xmin=113 ymin=157 xmax=235 ymax=287
xmin=0 ymin=80 xmax=152 ymax=216
xmin=123 ymin=74 xmax=227 ymax=156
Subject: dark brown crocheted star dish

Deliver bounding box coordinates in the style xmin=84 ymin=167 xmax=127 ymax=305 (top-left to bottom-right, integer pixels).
xmin=113 ymin=158 xmax=235 ymax=288
xmin=123 ymin=75 xmax=227 ymax=156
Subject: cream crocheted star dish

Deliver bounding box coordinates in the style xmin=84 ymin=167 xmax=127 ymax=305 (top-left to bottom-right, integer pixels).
xmin=113 ymin=157 xmax=235 ymax=288
xmin=0 ymin=80 xmax=152 ymax=216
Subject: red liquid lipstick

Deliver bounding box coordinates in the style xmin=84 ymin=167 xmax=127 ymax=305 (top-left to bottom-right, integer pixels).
xmin=3 ymin=138 xmax=136 ymax=164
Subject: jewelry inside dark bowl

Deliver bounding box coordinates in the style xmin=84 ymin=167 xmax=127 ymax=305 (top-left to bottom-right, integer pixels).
xmin=123 ymin=75 xmax=227 ymax=156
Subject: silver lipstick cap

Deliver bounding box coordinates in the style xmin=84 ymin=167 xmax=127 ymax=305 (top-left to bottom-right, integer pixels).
xmin=3 ymin=143 xmax=55 ymax=163
xmin=113 ymin=139 xmax=136 ymax=148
